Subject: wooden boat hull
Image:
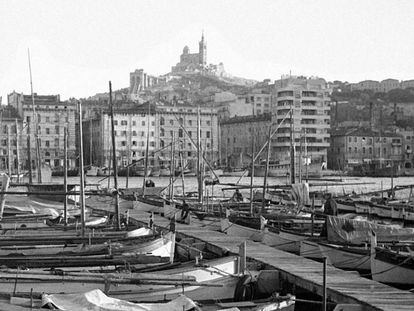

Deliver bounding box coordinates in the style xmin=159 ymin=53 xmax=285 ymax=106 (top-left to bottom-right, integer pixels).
xmin=318 ymin=243 xmax=370 ymax=271
xmin=371 ymin=247 xmax=414 ymax=285
xmin=299 ymin=240 xmax=324 ymax=260
xmin=220 ymin=218 xmax=264 ymax=242
xmin=0 ymin=256 xmax=239 ymax=302
xmin=261 ymin=229 xmax=307 ymax=254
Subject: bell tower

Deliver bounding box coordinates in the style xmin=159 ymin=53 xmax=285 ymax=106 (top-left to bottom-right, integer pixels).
xmin=198 ymin=31 xmax=207 ymax=67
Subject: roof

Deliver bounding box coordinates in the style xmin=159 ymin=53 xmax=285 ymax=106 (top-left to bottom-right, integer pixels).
xmin=221 ymin=113 xmax=272 ymax=125
xmin=331 ymin=127 xmax=400 ymax=138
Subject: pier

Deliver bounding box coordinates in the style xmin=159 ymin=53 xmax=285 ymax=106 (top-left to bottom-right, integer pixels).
xmin=86 ymin=196 xmax=414 ymax=311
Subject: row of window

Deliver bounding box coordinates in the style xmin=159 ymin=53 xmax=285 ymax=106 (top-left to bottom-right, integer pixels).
xmin=159 ymin=128 xmax=210 ymax=138
xmin=114 ymin=130 xmax=154 ymax=137
xmin=347 ymin=137 xmax=395 ymax=143
xmin=113 ymin=118 xmax=213 ymax=127
xmin=113 ymin=120 xmax=155 ymax=126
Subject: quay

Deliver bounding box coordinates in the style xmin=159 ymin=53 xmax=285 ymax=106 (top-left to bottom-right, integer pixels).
xmin=87 ymin=197 xmax=414 ymax=311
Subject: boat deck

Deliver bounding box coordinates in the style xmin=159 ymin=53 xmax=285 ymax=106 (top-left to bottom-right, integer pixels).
xmin=87 ymin=197 xmax=414 ymax=311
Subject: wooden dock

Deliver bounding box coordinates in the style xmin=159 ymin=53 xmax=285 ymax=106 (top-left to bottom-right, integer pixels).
xmin=87 ymin=197 xmax=414 ymax=311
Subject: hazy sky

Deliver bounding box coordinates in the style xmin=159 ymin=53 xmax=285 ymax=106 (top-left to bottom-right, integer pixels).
xmin=1 ymin=0 xmax=413 ymax=101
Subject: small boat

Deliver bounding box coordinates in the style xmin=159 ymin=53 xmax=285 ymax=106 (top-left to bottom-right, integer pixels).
xmin=370 ymin=234 xmax=414 ymax=285
xmin=317 ymin=242 xmax=371 ymax=271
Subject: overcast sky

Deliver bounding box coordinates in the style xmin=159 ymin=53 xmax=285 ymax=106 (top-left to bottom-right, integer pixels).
xmin=1 ymin=0 xmax=413 ymax=101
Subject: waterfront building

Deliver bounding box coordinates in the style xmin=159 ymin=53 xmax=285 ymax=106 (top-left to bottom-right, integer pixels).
xmin=0 ymin=105 xmax=23 ymax=173
xmin=208 ymin=91 xmax=252 ymax=121
xmin=83 ymin=102 xmax=218 ymax=171
xmin=401 ymin=79 xmax=414 ymax=89
xmin=7 ymin=91 xmax=77 ymax=170
xmin=328 ymin=127 xmax=403 ymax=171
xmin=380 ymin=79 xmax=400 ymax=92
xmin=220 ymin=114 xmax=272 ymax=168
xmin=272 ymin=76 xmax=331 ymax=167
xmin=350 ymin=80 xmax=381 ymax=92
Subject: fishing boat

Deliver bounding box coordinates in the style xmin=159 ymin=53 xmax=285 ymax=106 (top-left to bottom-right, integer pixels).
xmin=0 ymin=256 xmax=239 ymax=302
xmin=317 ymin=242 xmax=371 ymax=271
xmin=370 ymin=234 xmax=414 ymax=285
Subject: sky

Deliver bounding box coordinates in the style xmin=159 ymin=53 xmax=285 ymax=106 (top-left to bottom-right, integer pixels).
xmin=1 ymin=0 xmax=413 ymax=101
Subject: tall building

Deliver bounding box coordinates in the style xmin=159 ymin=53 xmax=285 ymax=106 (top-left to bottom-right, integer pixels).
xmin=83 ymin=102 xmax=218 ymax=171
xmin=171 ymin=33 xmax=207 ymax=73
xmin=272 ymin=76 xmax=331 ymax=167
xmin=7 ymin=91 xmax=77 ymax=170
xmin=0 ymin=105 xmax=22 ymax=173
xmin=220 ymin=114 xmax=272 ymax=168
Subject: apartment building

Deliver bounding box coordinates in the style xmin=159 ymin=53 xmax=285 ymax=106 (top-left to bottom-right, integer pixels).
xmin=7 ymin=91 xmax=77 ymax=170
xmin=220 ymin=114 xmax=272 ymax=168
xmin=0 ymin=105 xmax=23 ymax=173
xmin=83 ymin=102 xmax=218 ymax=170
xmin=246 ymin=91 xmax=272 ymax=116
xmin=272 ymin=76 xmax=331 ymax=166
xmin=329 ymin=127 xmax=403 ymax=170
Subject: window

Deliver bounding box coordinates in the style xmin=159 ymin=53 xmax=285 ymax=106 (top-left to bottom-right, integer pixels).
xmin=206 ymin=120 xmax=211 ymax=126
xmin=132 ymin=141 xmax=137 ymax=146
xmin=151 ymin=121 xmax=155 ymax=126
xmin=151 ymin=131 xmax=154 ymax=137
xmin=188 ymin=151 xmax=192 ymax=157
xmin=369 ymin=147 xmax=372 ymax=154
xmin=170 ymin=130 xmax=174 ymax=137
xmin=179 ymin=118 xmax=183 ymax=125
xmin=141 ymin=131 xmax=145 ymax=137
xmin=121 ymin=120 xmax=127 ymax=125
xmin=114 ymin=120 xmax=118 ymax=125
xmin=179 ymin=129 xmax=183 ymax=138
xmin=45 ymin=141 xmax=50 ymax=147
xmin=354 ymin=147 xmax=357 ymax=153
xmin=348 ymin=147 xmax=352 ymax=153
xmin=55 ymin=126 xmax=59 ymax=134
xmin=362 ymin=147 xmax=366 ymax=154
xmin=233 ymin=137 xmax=236 ymax=143
xmin=46 ymin=128 xmax=50 ymax=135
xmin=132 ymin=121 xmax=136 ymax=126
xmin=188 ymin=120 xmax=192 ymax=126
xmin=45 ymin=151 xmax=50 ymax=157
xmin=160 ymin=128 xmax=165 ymax=137
xmin=132 ymin=131 xmax=137 ymax=136
xmin=160 ymin=140 xmax=164 ymax=148
xmin=169 ymin=119 xmax=174 ymax=125
xmin=142 ymin=121 xmax=145 ymax=126
xmin=46 ymin=117 xmax=50 ymax=122
xmin=121 ymin=141 xmax=126 ymax=146
xmin=160 ymin=117 xmax=165 ymax=125
xmin=354 ymin=137 xmax=357 ymax=142
xmin=114 ymin=131 xmax=117 ymax=136
xmin=141 ymin=141 xmax=145 ymax=146
xmin=206 ymin=131 xmax=210 ymax=138
xmin=383 ymin=147 xmax=387 ymax=155
xmin=188 ymin=131 xmax=192 ymax=138
xmin=122 ymin=131 xmax=127 ymax=136
xmin=54 ymin=138 xmax=59 ymax=147
xmin=150 ymin=141 xmax=155 ymax=147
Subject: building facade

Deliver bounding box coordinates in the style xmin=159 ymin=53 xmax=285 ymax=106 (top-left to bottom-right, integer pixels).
xmin=272 ymin=76 xmax=331 ymax=166
xmin=220 ymin=114 xmax=272 ymax=168
xmin=0 ymin=105 xmax=22 ymax=173
xmin=328 ymin=128 xmax=403 ymax=170
xmin=83 ymin=103 xmax=218 ymax=172
xmin=7 ymin=91 xmax=77 ymax=171
xmin=246 ymin=91 xmax=272 ymax=116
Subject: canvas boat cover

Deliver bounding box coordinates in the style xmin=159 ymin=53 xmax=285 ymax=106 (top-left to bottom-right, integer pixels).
xmin=41 ymin=289 xmax=199 ymax=311
xmin=327 ymin=215 xmax=414 ymax=244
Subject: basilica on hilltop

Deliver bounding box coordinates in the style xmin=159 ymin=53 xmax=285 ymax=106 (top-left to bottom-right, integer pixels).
xmin=171 ymin=33 xmax=207 ymax=73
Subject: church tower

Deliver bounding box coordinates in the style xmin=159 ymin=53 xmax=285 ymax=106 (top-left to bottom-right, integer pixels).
xmin=198 ymin=32 xmax=207 ymax=67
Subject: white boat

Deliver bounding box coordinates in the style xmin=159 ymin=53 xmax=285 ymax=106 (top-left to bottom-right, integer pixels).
xmin=262 ymin=228 xmax=308 ymax=254
xmin=299 ymin=239 xmax=325 ymax=260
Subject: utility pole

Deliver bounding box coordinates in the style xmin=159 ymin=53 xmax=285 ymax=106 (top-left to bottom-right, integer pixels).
xmin=78 ymin=101 xmax=86 ymax=237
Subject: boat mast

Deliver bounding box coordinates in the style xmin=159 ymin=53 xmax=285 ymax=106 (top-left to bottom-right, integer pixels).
xmin=77 ymin=101 xmax=86 ymax=237
xmin=28 ymin=49 xmax=42 ymax=183
xmin=197 ymin=107 xmax=203 ymax=204
xmin=126 ymin=114 xmax=131 ymax=189
xmin=15 ymin=119 xmax=21 ymax=183
xmin=109 ymin=81 xmax=121 ymax=230
xmin=261 ymin=126 xmax=271 ymax=213
xmin=142 ymin=103 xmax=151 ymax=198
xmin=249 ymin=134 xmax=255 ymax=215
xmin=63 ymin=126 xmax=68 ymax=226
xmin=289 ymin=106 xmax=295 ymax=184
xmin=169 ymin=132 xmax=175 ymax=200
xmin=89 ymin=118 xmax=93 ymax=166
xmin=7 ymin=126 xmax=11 ymax=176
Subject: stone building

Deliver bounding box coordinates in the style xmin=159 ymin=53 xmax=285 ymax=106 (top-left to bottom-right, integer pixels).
xmin=246 ymin=91 xmax=272 ymax=116
xmin=0 ymin=105 xmax=22 ymax=173
xmin=129 ymin=69 xmax=166 ymax=99
xmin=171 ymin=33 xmax=207 ymax=73
xmin=7 ymin=91 xmax=77 ymax=171
xmin=220 ymin=114 xmax=272 ymax=168
xmin=272 ymin=76 xmax=331 ymax=166
xmin=83 ymin=102 xmax=218 ymax=171
xmin=328 ymin=127 xmax=403 ymax=171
